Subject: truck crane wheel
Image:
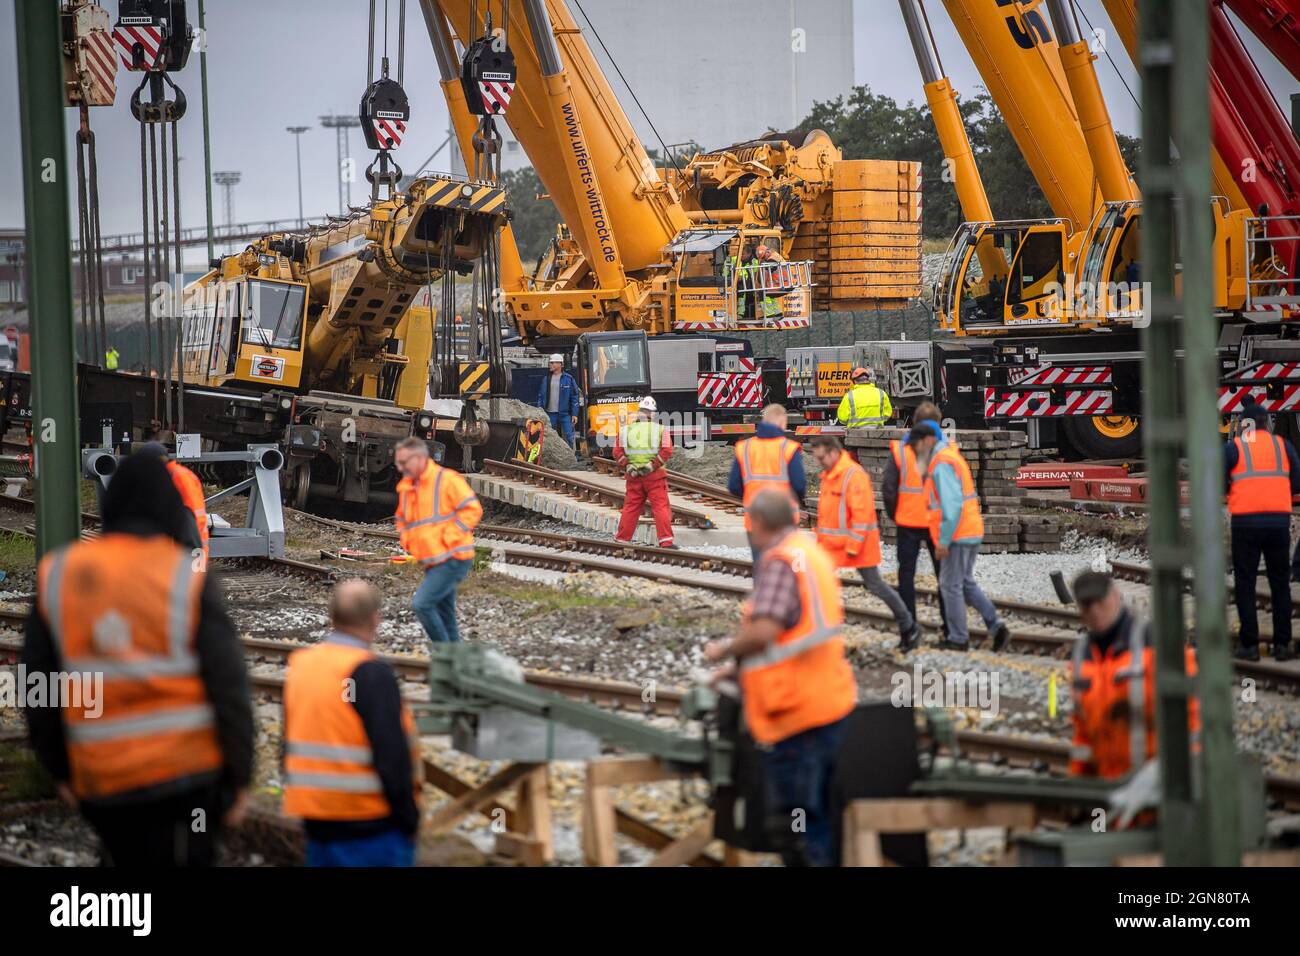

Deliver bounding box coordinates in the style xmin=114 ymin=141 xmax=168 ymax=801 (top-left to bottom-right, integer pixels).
xmin=1060 ymin=415 xmax=1142 ymax=460
xmin=289 ymin=462 xmax=312 ymax=511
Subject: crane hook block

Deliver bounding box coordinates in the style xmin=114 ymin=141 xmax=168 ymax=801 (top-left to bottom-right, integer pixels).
xmin=113 ymin=0 xmax=192 ymax=74
xmin=360 ymin=77 xmax=410 ymax=152
xmin=459 ymin=32 xmax=516 ymax=117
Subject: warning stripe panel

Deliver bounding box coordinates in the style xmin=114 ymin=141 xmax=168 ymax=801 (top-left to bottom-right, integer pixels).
xmin=1006 ymin=365 xmax=1113 ymax=387
xmin=423 ymin=179 xmax=506 ymax=214
xmin=698 ymin=372 xmax=762 ymax=409
xmin=1218 ymin=361 xmax=1300 ymax=412
xmin=983 ymin=388 xmax=1113 ymax=418
xmin=676 ymin=317 xmax=811 ymax=331
xmin=479 ymin=80 xmax=513 ymax=114
xmin=1218 ymin=383 xmax=1300 ymax=412
xmin=82 ymin=31 xmax=118 ymax=102
xmin=374 ymin=118 xmax=406 ymax=149
xmin=113 ymin=25 xmax=164 ymax=71
xmin=458 ymin=362 xmax=491 ymax=397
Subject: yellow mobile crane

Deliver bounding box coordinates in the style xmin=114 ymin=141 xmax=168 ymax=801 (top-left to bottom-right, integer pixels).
xmin=181 ymin=174 xmax=512 ymax=504
xmin=182 ymin=176 xmax=505 ymax=404
xmin=905 ymin=0 xmax=1299 ymax=458
xmin=418 ymin=0 xmax=922 ymax=441
xmin=181 ymin=0 xmax=534 ymax=504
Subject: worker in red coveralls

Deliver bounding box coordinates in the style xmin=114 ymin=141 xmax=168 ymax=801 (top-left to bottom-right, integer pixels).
xmin=614 ymin=396 xmax=677 ymax=549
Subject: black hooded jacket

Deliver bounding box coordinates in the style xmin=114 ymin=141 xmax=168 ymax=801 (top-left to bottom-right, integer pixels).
xmin=22 ymin=453 xmax=253 ymax=805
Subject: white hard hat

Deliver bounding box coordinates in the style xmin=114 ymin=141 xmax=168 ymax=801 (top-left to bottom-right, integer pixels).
xmin=638 ymin=396 xmax=657 ymax=413
xmin=548 ymin=353 xmax=564 ymax=363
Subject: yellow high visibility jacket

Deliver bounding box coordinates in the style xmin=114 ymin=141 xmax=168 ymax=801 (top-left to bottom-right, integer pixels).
xmin=836 ymin=383 xmax=892 ymax=427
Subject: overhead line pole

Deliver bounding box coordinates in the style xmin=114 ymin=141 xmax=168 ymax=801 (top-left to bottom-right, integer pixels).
xmin=15 ymin=0 xmax=82 ymax=555
xmin=1139 ymin=0 xmax=1199 ymax=865
xmin=1174 ymin=0 xmax=1239 ymax=866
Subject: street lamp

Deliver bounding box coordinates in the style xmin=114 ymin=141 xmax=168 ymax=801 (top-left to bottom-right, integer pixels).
xmin=286 ymin=125 xmax=310 ymax=228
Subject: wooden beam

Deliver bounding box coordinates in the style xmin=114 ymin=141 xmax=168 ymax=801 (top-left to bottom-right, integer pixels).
xmin=841 ymin=810 xmax=882 ymax=868
xmin=844 ymin=798 xmax=1037 ymax=833
xmin=427 ymin=762 xmax=539 ymax=834
xmin=493 ymin=832 xmax=548 ymax=867
xmin=422 ymin=759 xmax=517 ymax=831
xmin=648 ymin=816 xmax=717 ymax=868
xmin=585 ymin=755 xmax=694 ymax=788
xmin=512 ymin=764 xmax=554 ymax=864
xmin=1116 ymin=849 xmax=1300 ymax=867
xmin=614 ymin=809 xmax=721 ymax=867
xmin=582 ymin=764 xmax=619 ymax=867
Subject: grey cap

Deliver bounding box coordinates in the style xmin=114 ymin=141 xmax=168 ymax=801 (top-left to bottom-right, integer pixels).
xmin=134 ymin=441 xmax=170 ymax=460
xmin=1071 ymin=570 xmax=1114 ymax=605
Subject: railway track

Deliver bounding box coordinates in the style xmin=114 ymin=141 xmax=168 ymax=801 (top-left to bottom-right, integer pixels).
xmin=480 ymin=458 xmax=716 ymax=529
xmin=1111 ymin=558 xmax=1295 ymax=614
xmin=4 ymin=499 xmax=1296 ymax=689
xmin=589 ymin=456 xmax=744 ymax=512
xmin=2 ymin=630 xmax=1297 ymax=815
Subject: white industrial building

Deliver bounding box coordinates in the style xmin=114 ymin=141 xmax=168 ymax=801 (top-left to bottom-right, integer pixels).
xmin=495 ymin=0 xmax=856 ymax=169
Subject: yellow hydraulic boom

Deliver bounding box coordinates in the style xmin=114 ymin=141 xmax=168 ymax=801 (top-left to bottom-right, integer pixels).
xmin=182 ymin=174 xmax=507 ymax=408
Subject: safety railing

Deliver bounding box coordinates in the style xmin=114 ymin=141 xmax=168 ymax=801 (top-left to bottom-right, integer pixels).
xmin=719 ymin=259 xmax=815 ymax=330
xmin=1244 ymin=214 xmax=1300 ymax=314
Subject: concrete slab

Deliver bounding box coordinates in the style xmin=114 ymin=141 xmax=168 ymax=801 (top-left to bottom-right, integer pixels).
xmin=468 ymin=470 xmax=750 ymax=549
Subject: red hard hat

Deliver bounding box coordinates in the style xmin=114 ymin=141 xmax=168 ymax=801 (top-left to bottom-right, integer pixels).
xmin=851 ymin=367 xmax=871 ymax=380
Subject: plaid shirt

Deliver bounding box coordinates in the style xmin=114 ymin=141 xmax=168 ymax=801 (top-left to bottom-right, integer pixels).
xmin=749 ymin=528 xmax=802 ymax=631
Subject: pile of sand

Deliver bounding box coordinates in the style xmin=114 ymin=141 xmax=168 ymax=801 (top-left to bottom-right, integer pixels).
xmin=490 ymin=397 xmax=578 ymax=470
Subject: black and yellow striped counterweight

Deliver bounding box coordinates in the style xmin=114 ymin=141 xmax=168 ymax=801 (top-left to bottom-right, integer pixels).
xmin=457 ymin=361 xmax=492 ymax=397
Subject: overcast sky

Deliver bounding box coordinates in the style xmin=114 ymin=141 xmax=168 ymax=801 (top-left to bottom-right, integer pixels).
xmin=0 ymin=0 xmax=1295 ymax=239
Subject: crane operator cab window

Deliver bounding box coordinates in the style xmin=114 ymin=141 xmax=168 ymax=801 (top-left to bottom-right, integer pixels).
xmin=185 ymin=276 xmax=308 ymax=389
xmin=588 ymin=339 xmax=649 ymax=391
xmin=242 ymin=279 xmax=307 ymax=352
xmin=945 ymin=223 xmax=1065 ymax=327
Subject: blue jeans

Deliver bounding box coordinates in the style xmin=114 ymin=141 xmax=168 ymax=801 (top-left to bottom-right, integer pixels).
xmin=306 ymin=829 xmax=415 ymax=867
xmin=759 ymin=715 xmax=848 ymax=867
xmin=938 ymin=541 xmax=1003 ymax=646
xmin=412 ymin=558 xmax=472 ymax=643
xmin=548 ymin=411 xmax=575 ymax=446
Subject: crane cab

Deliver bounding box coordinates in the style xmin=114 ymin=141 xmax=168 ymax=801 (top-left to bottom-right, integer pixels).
xmin=575 ymin=331 xmax=650 ymax=450
xmin=1076 ymin=201 xmax=1144 ymax=323
xmin=669 ymin=228 xmax=812 ymax=330
xmin=934 ymin=219 xmax=1073 ymax=333
xmin=183 ymin=274 xmax=308 ymax=390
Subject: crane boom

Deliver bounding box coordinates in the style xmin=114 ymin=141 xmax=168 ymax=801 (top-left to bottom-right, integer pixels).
xmin=1223 ymin=0 xmax=1300 ymax=82
xmin=940 ymin=0 xmax=1101 ymax=230
xmin=1044 ymin=0 xmax=1137 ymax=203
xmin=1100 ymin=0 xmax=1252 ymax=213
xmin=435 ymin=0 xmax=689 ymax=286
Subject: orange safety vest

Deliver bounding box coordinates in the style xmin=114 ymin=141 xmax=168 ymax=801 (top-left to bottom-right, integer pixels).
xmin=395 ymin=459 xmax=481 ymax=567
xmin=1227 ymin=433 xmax=1293 ymax=515
xmin=1069 ymin=617 xmax=1200 ymax=780
xmin=891 ymin=439 xmax=929 ymax=528
xmin=815 ymin=453 xmax=881 ymax=568
xmin=36 ymin=534 xmax=221 ymax=801
xmin=925 ymin=443 xmax=984 ymax=545
xmin=735 ymin=435 xmax=800 ymax=532
xmin=740 ymin=529 xmax=856 ymax=745
xmin=167 ymin=460 xmax=209 ymax=558
xmin=282 ymin=638 xmax=422 ymax=821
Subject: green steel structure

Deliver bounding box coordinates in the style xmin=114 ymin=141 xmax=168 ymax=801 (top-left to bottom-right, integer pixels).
xmin=1140 ymin=0 xmax=1240 ymax=865
xmin=16 ymin=0 xmax=82 ymax=556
